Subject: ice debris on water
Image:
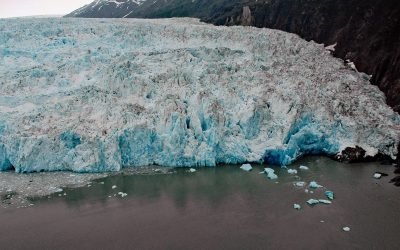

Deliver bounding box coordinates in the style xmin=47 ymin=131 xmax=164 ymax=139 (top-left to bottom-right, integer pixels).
xmin=299 ymin=165 xmax=309 ymax=170
xmin=112 ymin=185 xmax=117 ymax=189
xmin=373 ymin=173 xmax=382 ymax=179
xmin=264 ymin=168 xmax=278 ymax=179
xmin=342 ymin=227 xmax=351 ymax=232
xmin=189 ymin=168 xmax=197 ymax=173
xmin=240 ymin=164 xmax=252 ymax=172
xmin=294 ymin=204 xmax=301 ymax=210
xmin=295 ymin=181 xmax=306 ymax=187
xmin=307 ymin=198 xmax=332 ymax=206
xmin=325 ymin=191 xmax=334 ymax=200
xmin=306 ymin=199 xmax=320 ymax=205
xmin=309 ymin=181 xmax=323 ymax=188
xmin=318 ymin=199 xmax=332 ymax=204
xmin=287 ymin=169 xmax=298 ymax=174
xmin=118 ymin=192 xmax=128 ymax=198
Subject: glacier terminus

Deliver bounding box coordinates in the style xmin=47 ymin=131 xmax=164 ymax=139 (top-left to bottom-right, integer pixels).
xmin=0 ymin=18 xmax=399 ymax=173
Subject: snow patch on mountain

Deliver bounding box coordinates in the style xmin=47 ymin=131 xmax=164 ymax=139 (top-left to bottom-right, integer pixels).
xmin=0 ymin=18 xmax=399 ymax=172
xmin=68 ymin=0 xmax=148 ymax=17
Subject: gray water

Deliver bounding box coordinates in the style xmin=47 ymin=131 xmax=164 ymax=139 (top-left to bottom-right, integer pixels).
xmin=0 ymin=156 xmax=399 ymax=249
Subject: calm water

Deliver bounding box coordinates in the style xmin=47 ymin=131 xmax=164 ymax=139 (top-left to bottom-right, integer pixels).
xmin=1 ymin=156 xmax=399 ymax=249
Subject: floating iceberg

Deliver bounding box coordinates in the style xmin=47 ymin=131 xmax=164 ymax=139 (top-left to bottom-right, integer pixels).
xmin=299 ymin=165 xmax=309 ymax=170
xmin=325 ymin=191 xmax=334 ymax=200
xmin=240 ymin=164 xmax=253 ymax=171
xmin=264 ymin=168 xmax=278 ymax=179
xmin=287 ymin=169 xmax=298 ymax=174
xmin=318 ymin=199 xmax=332 ymax=204
xmin=293 ymin=204 xmax=301 ymax=210
xmin=342 ymin=227 xmax=351 ymax=232
xmin=309 ymin=181 xmax=323 ymax=188
xmin=373 ymin=173 xmax=382 ymax=179
xmin=0 ymin=18 xmax=399 ymax=172
xmin=118 ymin=192 xmax=128 ymax=197
xmin=306 ymin=199 xmax=320 ymax=205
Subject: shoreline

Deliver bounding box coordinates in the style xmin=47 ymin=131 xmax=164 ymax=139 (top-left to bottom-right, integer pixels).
xmin=1 ymin=156 xmax=398 ymax=209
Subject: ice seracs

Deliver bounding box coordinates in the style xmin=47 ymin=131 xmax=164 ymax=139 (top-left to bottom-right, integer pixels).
xmin=0 ymin=18 xmax=399 ymax=173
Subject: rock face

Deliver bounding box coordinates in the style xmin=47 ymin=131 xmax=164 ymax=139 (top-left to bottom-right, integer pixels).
xmin=219 ymin=0 xmax=400 ymax=114
xmin=67 ymin=0 xmax=400 ymax=113
xmin=0 ymin=18 xmax=399 ymax=172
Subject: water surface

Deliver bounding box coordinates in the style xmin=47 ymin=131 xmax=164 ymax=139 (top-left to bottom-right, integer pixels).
xmin=1 ymin=156 xmax=399 ymax=249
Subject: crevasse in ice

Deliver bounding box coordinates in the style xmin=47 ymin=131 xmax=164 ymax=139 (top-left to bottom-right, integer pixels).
xmin=0 ymin=18 xmax=399 ymax=172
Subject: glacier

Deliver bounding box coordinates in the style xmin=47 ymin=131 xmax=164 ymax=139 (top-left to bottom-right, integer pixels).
xmin=0 ymin=18 xmax=399 ymax=173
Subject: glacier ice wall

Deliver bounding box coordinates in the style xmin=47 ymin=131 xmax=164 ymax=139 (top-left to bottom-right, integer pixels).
xmin=0 ymin=18 xmax=399 ymax=172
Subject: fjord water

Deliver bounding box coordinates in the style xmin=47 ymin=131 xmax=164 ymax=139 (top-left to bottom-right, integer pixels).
xmin=1 ymin=156 xmax=399 ymax=249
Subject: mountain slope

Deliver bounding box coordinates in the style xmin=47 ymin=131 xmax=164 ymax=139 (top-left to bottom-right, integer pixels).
xmin=65 ymin=0 xmax=147 ymax=18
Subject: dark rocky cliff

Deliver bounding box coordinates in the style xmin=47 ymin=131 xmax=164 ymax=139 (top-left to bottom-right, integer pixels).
xmin=67 ymin=0 xmax=400 ymax=113
xmin=209 ymin=0 xmax=400 ymax=113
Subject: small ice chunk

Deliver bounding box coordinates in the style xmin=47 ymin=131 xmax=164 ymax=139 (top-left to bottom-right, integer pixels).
xmin=240 ymin=164 xmax=253 ymax=172
xmin=309 ymin=181 xmax=323 ymax=188
xmin=318 ymin=199 xmax=332 ymax=204
xmin=299 ymin=165 xmax=309 ymax=170
xmin=118 ymin=192 xmax=128 ymax=197
xmin=294 ymin=204 xmax=301 ymax=210
xmin=287 ymin=169 xmax=298 ymax=174
xmin=305 ymin=189 xmax=309 ymax=193
xmin=112 ymin=185 xmax=117 ymax=189
xmin=325 ymin=191 xmax=334 ymax=200
xmin=99 ymin=182 xmax=105 ymax=185
xmin=189 ymin=168 xmax=197 ymax=173
xmin=325 ymin=43 xmax=336 ymax=52
xmin=342 ymin=227 xmax=351 ymax=232
xmin=373 ymin=173 xmax=382 ymax=179
xmin=56 ymin=188 xmax=63 ymax=192
xmin=264 ymin=168 xmax=278 ymax=179
xmin=306 ymin=199 xmax=320 ymax=205
xmin=295 ymin=181 xmax=305 ymax=187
